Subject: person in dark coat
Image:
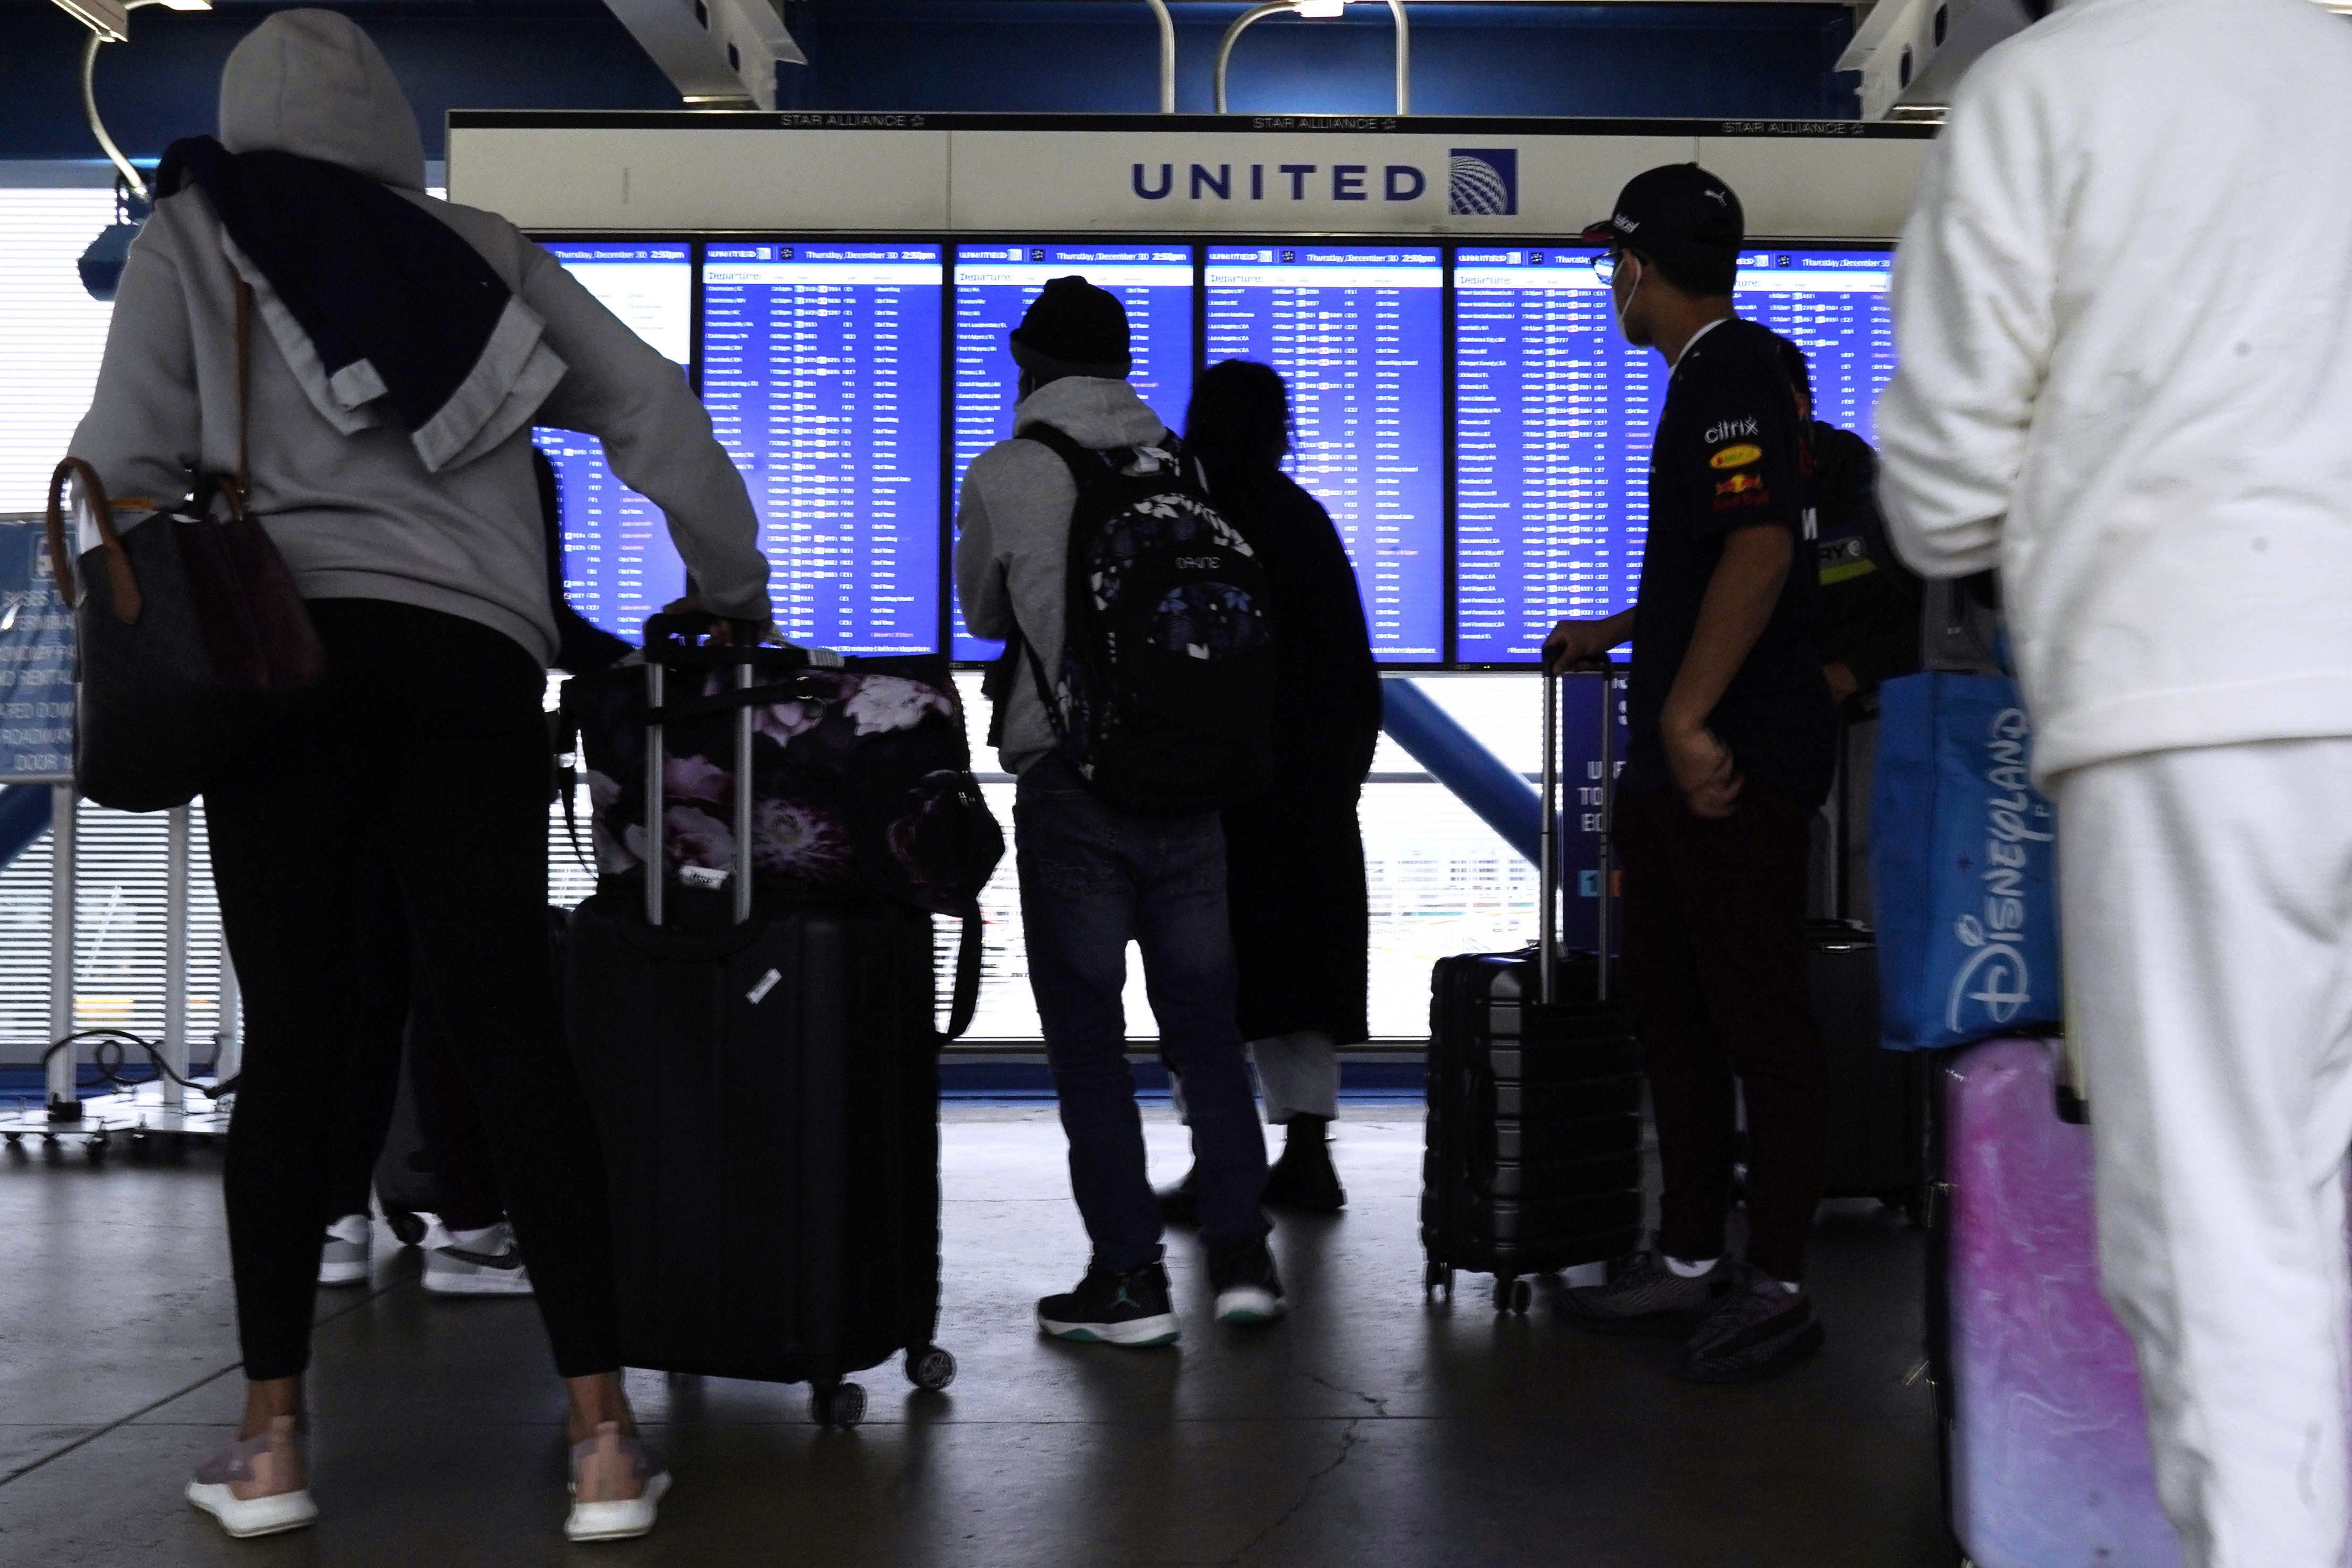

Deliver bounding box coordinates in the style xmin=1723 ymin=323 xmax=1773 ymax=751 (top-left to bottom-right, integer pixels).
xmin=1159 ymin=359 xmax=1382 ymax=1214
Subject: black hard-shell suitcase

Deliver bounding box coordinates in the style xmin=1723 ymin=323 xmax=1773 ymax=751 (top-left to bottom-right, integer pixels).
xmin=565 ymin=646 xmax=954 ymax=1426
xmin=1422 ymin=667 xmax=1645 ymax=1313
xmin=1808 ymin=919 xmax=1930 ymax=1213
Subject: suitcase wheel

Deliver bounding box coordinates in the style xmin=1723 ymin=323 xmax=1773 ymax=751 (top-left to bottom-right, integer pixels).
xmin=810 ymin=1379 xmax=867 ymax=1428
xmin=1494 ymin=1276 xmax=1534 ymax=1315
xmin=905 ymin=1345 xmax=957 ymax=1392
xmin=386 ymin=1211 xmax=429 ymax=1249
xmin=1422 ymin=1262 xmax=1454 ymax=1299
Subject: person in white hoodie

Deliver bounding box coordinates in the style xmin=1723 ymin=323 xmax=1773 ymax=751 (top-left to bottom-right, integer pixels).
xmin=69 ymin=10 xmax=767 ymax=1544
xmin=1876 ymin=1 xmax=2352 ymax=1562
xmin=955 ymin=278 xmax=1280 ymax=1344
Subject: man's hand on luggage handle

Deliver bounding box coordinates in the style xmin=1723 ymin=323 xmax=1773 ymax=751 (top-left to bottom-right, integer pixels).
xmin=1543 ymin=609 xmax=1634 ymax=675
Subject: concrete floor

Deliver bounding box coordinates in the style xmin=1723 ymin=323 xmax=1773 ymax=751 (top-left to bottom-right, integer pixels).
xmin=0 ymin=1106 xmax=1952 ymax=1567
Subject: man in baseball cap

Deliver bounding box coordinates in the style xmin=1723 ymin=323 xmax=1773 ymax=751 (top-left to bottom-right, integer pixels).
xmin=1547 ymin=164 xmax=1838 ymax=1382
xmin=1580 ymin=162 xmax=1745 ymax=302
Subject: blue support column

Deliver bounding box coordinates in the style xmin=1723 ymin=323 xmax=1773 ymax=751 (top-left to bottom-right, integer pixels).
xmin=1379 ymin=678 xmax=1541 ymax=868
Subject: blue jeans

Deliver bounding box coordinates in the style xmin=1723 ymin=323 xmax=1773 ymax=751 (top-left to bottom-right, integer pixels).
xmin=1015 ymin=757 xmax=1270 ymax=1269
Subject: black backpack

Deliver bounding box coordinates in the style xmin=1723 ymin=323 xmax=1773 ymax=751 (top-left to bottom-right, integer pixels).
xmin=1009 ymin=425 xmax=1276 ymax=817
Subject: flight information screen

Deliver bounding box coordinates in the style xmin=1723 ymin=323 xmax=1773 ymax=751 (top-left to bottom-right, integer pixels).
xmin=1454 ymin=248 xmax=1662 ymax=665
xmin=1451 ymin=244 xmax=1895 ymax=664
xmin=532 ymin=241 xmax=693 ymax=641
xmin=1205 ymin=245 xmax=1445 ymax=664
xmin=702 ymin=242 xmax=945 ymax=654
xmin=1733 ymin=247 xmax=1896 ymax=444
xmin=950 ymin=243 xmax=1195 ymax=661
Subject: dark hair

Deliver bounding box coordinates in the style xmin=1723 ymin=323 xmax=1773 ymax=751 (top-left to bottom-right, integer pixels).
xmin=1184 ymin=359 xmax=1291 ymax=474
xmin=1774 ymin=336 xmax=1813 ymax=401
xmin=1641 ymin=242 xmax=1738 ymax=301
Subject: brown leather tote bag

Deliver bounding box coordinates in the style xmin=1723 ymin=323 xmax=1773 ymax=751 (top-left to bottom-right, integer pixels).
xmin=45 ymin=280 xmax=325 ymax=811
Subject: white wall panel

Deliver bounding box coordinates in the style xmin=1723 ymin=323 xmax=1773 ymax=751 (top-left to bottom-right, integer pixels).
xmin=448 ymin=127 xmax=951 ymax=231
xmin=1695 ymin=133 xmax=1931 ymax=238
xmin=448 ymin=120 xmax=1927 ymax=240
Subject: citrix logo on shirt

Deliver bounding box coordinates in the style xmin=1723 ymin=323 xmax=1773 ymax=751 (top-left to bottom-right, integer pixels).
xmin=1704 ymin=416 xmax=1759 ymax=445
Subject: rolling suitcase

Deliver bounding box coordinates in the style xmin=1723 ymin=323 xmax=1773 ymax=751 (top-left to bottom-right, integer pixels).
xmin=1422 ymin=666 xmax=1646 ymax=1314
xmin=565 ymin=643 xmax=954 ymax=1426
xmin=1932 ymin=1036 xmax=2185 ymax=1567
xmin=1810 ymin=919 xmax=1929 ymax=1213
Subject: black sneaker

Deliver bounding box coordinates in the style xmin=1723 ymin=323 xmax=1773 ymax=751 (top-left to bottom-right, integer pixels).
xmin=1207 ymin=1237 xmax=1288 ymax=1324
xmin=1261 ymin=1115 xmax=1346 ymax=1213
xmin=1156 ymin=1166 xmax=1200 ymax=1225
xmin=1558 ymin=1250 xmax=1734 ymax=1337
xmin=1675 ymin=1267 xmax=1825 ymax=1384
xmin=1036 ymin=1260 xmax=1181 ymax=1347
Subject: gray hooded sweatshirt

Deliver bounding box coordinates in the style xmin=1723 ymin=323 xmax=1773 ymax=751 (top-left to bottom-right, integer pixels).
xmin=953 ymin=376 xmax=1169 ymax=774
xmin=68 ymin=10 xmax=769 ymax=664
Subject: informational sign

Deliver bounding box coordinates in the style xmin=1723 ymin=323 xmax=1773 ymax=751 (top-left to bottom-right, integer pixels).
xmin=1205 ymin=244 xmax=1445 ymax=664
xmin=531 ymin=241 xmax=694 ymax=641
xmin=0 ymin=518 xmax=75 ymax=782
xmin=703 ymin=242 xmax=946 ymax=654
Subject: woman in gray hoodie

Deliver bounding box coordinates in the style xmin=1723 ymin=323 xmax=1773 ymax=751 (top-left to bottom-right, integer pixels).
xmin=69 ymin=11 xmax=768 ymax=1543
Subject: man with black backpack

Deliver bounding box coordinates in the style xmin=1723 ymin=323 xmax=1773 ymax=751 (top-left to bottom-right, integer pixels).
xmin=955 ymin=277 xmax=1285 ymax=1344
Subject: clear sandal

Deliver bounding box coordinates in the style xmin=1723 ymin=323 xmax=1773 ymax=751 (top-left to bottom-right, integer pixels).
xmin=564 ymin=1421 xmax=670 ymax=1543
xmin=185 ymin=1415 xmax=319 ymax=1538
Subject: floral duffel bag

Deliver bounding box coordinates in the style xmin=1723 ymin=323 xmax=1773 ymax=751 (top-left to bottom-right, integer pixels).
xmin=562 ymin=633 xmax=1004 ymax=1038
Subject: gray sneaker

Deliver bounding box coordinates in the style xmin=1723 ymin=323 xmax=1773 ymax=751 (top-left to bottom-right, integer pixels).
xmin=1558 ymin=1250 xmax=1733 ymax=1336
xmin=317 ymin=1213 xmax=371 ymax=1287
xmin=422 ymin=1221 xmax=535 ymax=1297
xmin=1675 ymin=1266 xmax=1825 ymax=1384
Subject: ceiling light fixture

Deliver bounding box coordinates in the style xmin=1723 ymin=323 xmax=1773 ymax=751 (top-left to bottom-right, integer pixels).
xmin=1216 ymin=0 xmax=1411 ymax=115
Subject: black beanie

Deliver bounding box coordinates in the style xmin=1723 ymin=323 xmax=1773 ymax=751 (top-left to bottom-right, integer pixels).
xmin=1009 ymin=275 xmax=1132 ymax=380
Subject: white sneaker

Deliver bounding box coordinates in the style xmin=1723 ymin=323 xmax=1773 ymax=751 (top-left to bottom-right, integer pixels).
xmin=422 ymin=1220 xmax=535 ymax=1297
xmin=186 ymin=1416 xmax=317 ymax=1539
xmin=565 ymin=1422 xmax=670 ymax=1542
xmin=317 ymin=1213 xmax=372 ymax=1287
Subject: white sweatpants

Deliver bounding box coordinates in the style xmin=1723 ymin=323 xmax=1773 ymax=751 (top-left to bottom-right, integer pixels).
xmin=1169 ymin=1031 xmax=1340 ymax=1126
xmin=2056 ymin=738 xmax=2352 ymax=1568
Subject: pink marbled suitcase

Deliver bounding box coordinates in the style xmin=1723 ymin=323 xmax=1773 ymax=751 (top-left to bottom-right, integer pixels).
xmin=1937 ymin=1037 xmax=2184 ymax=1568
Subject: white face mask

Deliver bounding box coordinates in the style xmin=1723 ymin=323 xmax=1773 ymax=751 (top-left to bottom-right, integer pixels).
xmin=1614 ymin=254 xmax=1644 ymax=339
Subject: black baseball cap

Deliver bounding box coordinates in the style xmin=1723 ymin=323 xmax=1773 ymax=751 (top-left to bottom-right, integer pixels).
xmin=1581 ymin=163 xmax=1744 ymax=263
xmin=1010 ymin=275 xmax=1133 ymax=380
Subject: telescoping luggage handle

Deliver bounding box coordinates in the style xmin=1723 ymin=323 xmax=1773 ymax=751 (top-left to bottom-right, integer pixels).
xmin=1537 ymin=661 xmax=1619 ymax=1008
xmin=642 ymin=652 xmax=760 ymax=930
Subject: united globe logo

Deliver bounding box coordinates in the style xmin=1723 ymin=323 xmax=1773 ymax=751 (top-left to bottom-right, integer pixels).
xmin=1448 ymin=149 xmax=1518 ymax=216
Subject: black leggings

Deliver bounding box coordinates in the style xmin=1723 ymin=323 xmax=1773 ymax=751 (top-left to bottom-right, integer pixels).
xmin=208 ymin=599 xmax=618 ymax=1380
xmin=324 ymin=882 xmax=508 ymax=1234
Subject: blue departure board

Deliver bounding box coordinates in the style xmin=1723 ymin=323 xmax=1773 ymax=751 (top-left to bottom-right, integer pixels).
xmin=1451 ymin=245 xmax=1894 ymax=664
xmin=950 ymin=243 xmax=1195 ymax=661
xmin=1454 ymin=248 xmax=1662 ymax=665
xmin=1732 ymin=247 xmax=1896 ymax=445
xmin=532 ymin=241 xmax=693 ymax=642
xmin=702 ymin=242 xmax=945 ymax=654
xmin=1204 ymin=246 xmax=1445 ymax=664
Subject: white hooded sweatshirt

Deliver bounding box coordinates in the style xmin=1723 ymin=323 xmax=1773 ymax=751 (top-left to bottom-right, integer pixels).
xmin=1875 ymin=0 xmax=2352 ymax=782
xmin=69 ymin=9 xmax=769 ymax=663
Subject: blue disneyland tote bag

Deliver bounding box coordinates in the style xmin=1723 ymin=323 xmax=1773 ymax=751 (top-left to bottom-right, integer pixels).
xmin=1872 ymin=672 xmax=2064 ymax=1050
